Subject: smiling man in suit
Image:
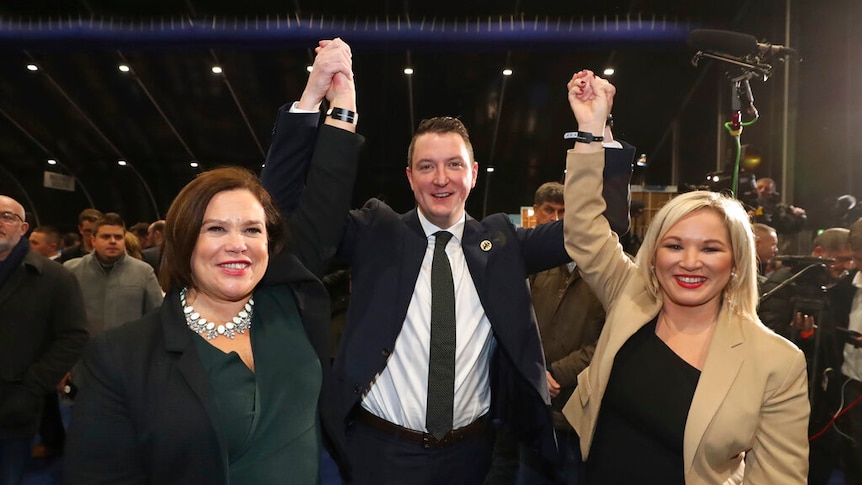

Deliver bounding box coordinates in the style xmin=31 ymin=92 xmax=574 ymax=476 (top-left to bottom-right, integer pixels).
xmin=262 ymin=52 xmax=634 ymax=482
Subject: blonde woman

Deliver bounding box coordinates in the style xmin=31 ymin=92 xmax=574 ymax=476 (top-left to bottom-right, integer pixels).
xmin=561 ymin=70 xmax=808 ymax=484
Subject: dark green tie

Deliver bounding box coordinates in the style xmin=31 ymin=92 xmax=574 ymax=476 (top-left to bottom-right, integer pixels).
xmin=426 ymin=230 xmax=456 ymax=440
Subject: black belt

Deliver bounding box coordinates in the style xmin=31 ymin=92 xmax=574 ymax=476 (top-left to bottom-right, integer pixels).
xmin=353 ymin=407 xmax=487 ymax=449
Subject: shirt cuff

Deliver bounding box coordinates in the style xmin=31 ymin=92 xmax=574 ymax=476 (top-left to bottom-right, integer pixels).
xmin=289 ymin=101 xmax=318 ymax=114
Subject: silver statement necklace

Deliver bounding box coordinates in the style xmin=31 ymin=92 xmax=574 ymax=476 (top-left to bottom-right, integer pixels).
xmin=180 ymin=287 xmax=254 ymax=340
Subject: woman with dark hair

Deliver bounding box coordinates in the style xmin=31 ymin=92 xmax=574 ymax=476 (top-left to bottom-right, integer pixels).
xmin=65 ymin=38 xmax=363 ymax=484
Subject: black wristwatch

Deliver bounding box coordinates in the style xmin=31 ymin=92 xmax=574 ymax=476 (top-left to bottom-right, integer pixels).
xmin=563 ymin=131 xmax=604 ymax=143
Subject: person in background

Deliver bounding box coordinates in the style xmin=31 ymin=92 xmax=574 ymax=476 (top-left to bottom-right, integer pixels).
xmin=124 ymin=231 xmax=143 ymax=260
xmin=63 ymin=213 xmax=162 ymax=338
xmin=65 ymin=38 xmax=362 ymax=484
xmin=59 ymin=209 xmax=103 ymax=263
xmin=61 ymin=232 xmax=80 ymax=253
xmin=753 ymin=177 xmax=807 ymax=255
xmin=562 ymin=69 xmax=808 ymax=484
xmin=752 ymin=223 xmax=778 ymax=280
xmin=28 ymin=226 xmax=62 ymax=260
xmin=141 ymin=220 xmax=165 ymax=273
xmin=833 ymin=218 xmax=862 ymax=484
xmin=128 ymin=222 xmax=151 ymax=249
xmin=0 ymin=195 xmax=88 ymax=484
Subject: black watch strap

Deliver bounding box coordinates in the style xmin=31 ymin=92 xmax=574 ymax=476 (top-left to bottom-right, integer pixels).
xmin=563 ymin=131 xmax=604 ymax=143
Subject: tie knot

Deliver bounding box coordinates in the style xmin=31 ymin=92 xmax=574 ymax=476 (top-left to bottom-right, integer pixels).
xmin=434 ymin=231 xmax=453 ymax=247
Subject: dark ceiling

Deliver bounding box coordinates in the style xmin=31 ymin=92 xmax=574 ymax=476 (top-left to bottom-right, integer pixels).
xmin=1 ymin=0 xmax=859 ymax=232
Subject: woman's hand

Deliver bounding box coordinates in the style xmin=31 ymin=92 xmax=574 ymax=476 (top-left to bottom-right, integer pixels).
xmin=567 ymin=70 xmax=615 ymax=136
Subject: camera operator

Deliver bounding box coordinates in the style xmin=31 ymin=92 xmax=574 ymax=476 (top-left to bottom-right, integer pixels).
xmin=752 ymin=177 xmax=808 ymax=254
xmin=758 ymin=228 xmax=851 ymax=342
xmin=758 ymin=227 xmax=852 ymax=484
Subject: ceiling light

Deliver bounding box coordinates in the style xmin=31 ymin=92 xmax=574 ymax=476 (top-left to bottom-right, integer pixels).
xmin=486 ymin=167 xmax=495 ymax=173
xmin=603 ymin=68 xmax=615 ymax=76
xmin=502 ymin=69 xmax=513 ymax=76
xmin=118 ymin=64 xmax=130 ymax=73
xmin=211 ymin=66 xmax=223 ymax=74
xmin=306 ymin=65 xmax=313 ymax=73
xmin=26 ymin=64 xmax=38 ymax=71
xmin=189 ymin=161 xmax=199 ymax=168
xmin=403 ymin=67 xmax=414 ymax=75
xmin=47 ymin=159 xmax=57 ymax=165
xmin=117 ymin=160 xmax=127 ymax=166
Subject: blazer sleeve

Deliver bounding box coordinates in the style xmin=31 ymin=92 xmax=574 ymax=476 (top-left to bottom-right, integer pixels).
xmin=743 ymin=349 xmax=809 ymax=484
xmin=564 ymin=149 xmax=639 ymax=308
xmin=65 ymin=333 xmax=146 ymax=485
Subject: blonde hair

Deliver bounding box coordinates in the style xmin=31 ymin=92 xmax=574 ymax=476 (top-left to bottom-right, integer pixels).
xmin=634 ymin=191 xmax=759 ymax=321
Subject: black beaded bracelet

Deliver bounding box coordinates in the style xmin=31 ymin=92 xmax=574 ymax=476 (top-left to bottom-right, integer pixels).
xmin=327 ymin=107 xmax=358 ymax=125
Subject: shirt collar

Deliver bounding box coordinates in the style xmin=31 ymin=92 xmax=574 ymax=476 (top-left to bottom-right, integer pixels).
xmin=416 ymin=209 xmax=466 ymax=242
xmin=853 ymin=271 xmax=862 ymax=289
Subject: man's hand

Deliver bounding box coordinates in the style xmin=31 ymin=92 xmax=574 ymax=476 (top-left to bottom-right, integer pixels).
xmin=546 ymin=371 xmax=561 ymax=399
xmin=297 ymin=38 xmax=354 ymax=112
xmin=56 ymin=372 xmax=72 ymax=393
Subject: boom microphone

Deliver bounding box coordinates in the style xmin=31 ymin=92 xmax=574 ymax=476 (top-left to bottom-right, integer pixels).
xmin=688 ymin=29 xmax=797 ymax=58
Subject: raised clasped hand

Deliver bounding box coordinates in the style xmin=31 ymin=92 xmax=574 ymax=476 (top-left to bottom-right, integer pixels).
xmin=566 ymin=69 xmax=614 ymax=133
xmin=298 ymin=38 xmax=355 ymax=111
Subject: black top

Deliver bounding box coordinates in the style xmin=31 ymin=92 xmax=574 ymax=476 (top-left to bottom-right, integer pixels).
xmin=586 ymin=318 xmax=701 ymax=484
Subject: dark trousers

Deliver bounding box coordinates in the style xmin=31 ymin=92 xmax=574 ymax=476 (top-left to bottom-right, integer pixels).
xmin=487 ymin=427 xmax=580 ymax=485
xmin=345 ymin=417 xmax=494 ymax=485
xmin=0 ymin=436 xmax=33 ymax=485
xmin=842 ymin=379 xmax=862 ymax=484
xmin=37 ymin=392 xmax=65 ymax=452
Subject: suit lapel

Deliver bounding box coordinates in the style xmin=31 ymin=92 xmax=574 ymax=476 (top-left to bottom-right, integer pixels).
xmin=682 ymin=308 xmax=745 ymax=475
xmin=161 ymin=292 xmax=231 ymax=476
xmin=460 ymin=217 xmax=488 ymax=302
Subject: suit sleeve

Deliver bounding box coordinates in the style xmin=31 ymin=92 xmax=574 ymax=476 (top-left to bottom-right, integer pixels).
xmin=260 ymin=106 xmax=364 ymax=278
xmin=287 ymin=125 xmax=363 ymax=277
xmin=260 ymin=105 xmax=321 ymax=215
xmin=65 ymin=334 xmax=146 ymax=485
xmin=601 ymin=143 xmax=636 ymax=236
xmin=22 ymin=266 xmax=89 ymax=394
xmin=743 ymin=350 xmax=809 ymax=484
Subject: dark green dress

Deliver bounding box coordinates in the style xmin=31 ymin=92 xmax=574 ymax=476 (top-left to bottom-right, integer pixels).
xmin=194 ymin=285 xmax=322 ymax=484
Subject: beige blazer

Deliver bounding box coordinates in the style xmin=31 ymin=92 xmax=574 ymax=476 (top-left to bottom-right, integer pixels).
xmin=562 ymin=150 xmax=809 ymax=484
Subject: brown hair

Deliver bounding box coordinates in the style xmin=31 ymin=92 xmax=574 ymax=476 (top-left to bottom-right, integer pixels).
xmin=159 ymin=167 xmax=285 ymax=291
xmin=78 ymin=208 xmax=103 ymax=225
xmin=534 ymin=182 xmax=564 ymax=206
xmin=406 ymin=117 xmax=474 ymax=168
xmin=92 ymin=213 xmax=126 ymax=235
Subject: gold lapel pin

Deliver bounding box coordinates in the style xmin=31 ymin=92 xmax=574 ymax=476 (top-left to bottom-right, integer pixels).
xmin=480 ymin=240 xmax=492 ymax=252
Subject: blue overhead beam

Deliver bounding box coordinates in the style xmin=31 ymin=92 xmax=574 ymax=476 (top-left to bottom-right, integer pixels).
xmin=0 ymin=15 xmax=694 ymax=50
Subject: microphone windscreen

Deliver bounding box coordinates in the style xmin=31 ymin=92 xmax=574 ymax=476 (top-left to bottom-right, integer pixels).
xmin=688 ymin=29 xmax=758 ymax=57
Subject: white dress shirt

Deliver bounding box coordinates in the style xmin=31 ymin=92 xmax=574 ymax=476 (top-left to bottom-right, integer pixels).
xmin=361 ymin=211 xmax=495 ymax=431
xmin=842 ymin=272 xmax=862 ymax=381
